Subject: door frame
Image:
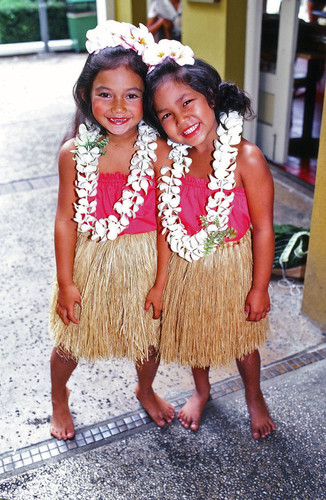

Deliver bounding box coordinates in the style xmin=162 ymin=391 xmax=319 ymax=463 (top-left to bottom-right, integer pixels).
xmin=244 ymin=0 xmax=300 ymax=164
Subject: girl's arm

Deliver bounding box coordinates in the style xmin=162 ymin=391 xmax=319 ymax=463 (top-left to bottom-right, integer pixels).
xmin=239 ymin=141 xmax=274 ymax=322
xmin=54 ymin=139 xmax=81 ymax=325
xmin=146 ymin=16 xmax=173 ymax=39
xmin=145 ymin=138 xmax=172 ymax=319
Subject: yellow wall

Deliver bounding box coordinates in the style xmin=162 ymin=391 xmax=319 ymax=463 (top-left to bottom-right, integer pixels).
xmin=131 ymin=0 xmax=147 ymax=26
xmin=302 ymin=89 xmax=326 ymax=328
xmin=115 ymin=1 xmax=132 ymax=23
xmin=182 ymin=0 xmax=247 ymax=86
xmin=115 ymin=0 xmax=147 ymax=25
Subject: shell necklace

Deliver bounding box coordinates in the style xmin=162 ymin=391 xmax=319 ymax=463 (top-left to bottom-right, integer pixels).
xmin=73 ymin=120 xmax=158 ymax=241
xmin=158 ymin=111 xmax=243 ymax=262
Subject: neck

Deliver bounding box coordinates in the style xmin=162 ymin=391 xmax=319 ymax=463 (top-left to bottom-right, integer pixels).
xmin=193 ymin=130 xmax=218 ymax=156
xmin=107 ymin=126 xmax=139 ymax=148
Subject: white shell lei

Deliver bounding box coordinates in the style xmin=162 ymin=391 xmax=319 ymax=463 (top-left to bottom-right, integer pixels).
xmin=158 ymin=111 xmax=243 ymax=262
xmin=73 ymin=121 xmax=158 ymax=241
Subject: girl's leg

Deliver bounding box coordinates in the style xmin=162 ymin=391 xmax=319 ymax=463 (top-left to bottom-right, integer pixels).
xmin=50 ymin=347 xmax=78 ymax=440
xmin=236 ymin=349 xmax=276 ymax=439
xmin=178 ymin=367 xmax=211 ymax=431
xmin=135 ymin=346 xmax=175 ymax=427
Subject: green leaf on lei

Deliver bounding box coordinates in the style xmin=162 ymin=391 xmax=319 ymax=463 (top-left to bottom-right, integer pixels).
xmin=199 ymin=215 xmax=237 ymax=255
xmin=85 ymin=133 xmax=109 ymax=156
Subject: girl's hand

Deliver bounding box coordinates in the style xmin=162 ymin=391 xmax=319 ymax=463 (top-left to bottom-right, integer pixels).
xmin=145 ymin=286 xmax=163 ymax=319
xmin=244 ymin=288 xmax=271 ymax=322
xmin=56 ymin=283 xmax=81 ymax=325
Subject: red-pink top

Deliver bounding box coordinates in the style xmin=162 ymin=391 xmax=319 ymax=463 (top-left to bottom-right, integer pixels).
xmin=179 ymin=175 xmax=251 ymax=242
xmin=94 ymin=172 xmax=156 ymax=235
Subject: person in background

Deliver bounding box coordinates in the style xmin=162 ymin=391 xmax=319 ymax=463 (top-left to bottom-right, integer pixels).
xmin=307 ymin=0 xmax=326 ymax=23
xmin=147 ymin=0 xmax=181 ymax=41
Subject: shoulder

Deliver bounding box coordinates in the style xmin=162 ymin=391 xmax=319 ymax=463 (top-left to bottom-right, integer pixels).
xmin=59 ymin=138 xmax=76 ymax=162
xmin=236 ymin=139 xmax=274 ymax=203
xmin=237 ymin=138 xmax=272 ymax=180
xmin=58 ymin=138 xmax=77 ymax=178
xmin=237 ymin=139 xmax=267 ymax=166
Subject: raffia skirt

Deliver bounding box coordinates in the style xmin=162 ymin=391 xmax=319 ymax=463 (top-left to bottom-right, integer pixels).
xmin=49 ymin=230 xmax=160 ymax=362
xmin=160 ymin=230 xmax=268 ymax=368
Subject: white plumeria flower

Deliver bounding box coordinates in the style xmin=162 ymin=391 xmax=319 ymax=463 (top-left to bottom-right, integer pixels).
xmin=144 ymin=39 xmax=194 ymax=70
xmin=86 ymin=20 xmax=125 ymax=53
xmin=168 ymin=41 xmax=195 ymax=66
xmin=130 ymin=23 xmax=155 ymax=55
xmin=85 ymin=20 xmax=155 ymax=57
xmin=142 ymin=39 xmax=172 ymax=67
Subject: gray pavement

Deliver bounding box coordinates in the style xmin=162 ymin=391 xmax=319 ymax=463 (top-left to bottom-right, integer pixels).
xmin=0 ymin=53 xmax=325 ymax=499
xmin=1 ymin=357 xmax=326 ymax=499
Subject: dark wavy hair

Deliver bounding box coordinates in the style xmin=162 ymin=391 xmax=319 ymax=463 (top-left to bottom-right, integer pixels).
xmin=67 ymin=46 xmax=148 ymax=139
xmin=144 ymin=58 xmax=254 ymax=139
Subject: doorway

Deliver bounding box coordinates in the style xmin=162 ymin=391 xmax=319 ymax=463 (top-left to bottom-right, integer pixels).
xmin=253 ymin=0 xmax=325 ymax=186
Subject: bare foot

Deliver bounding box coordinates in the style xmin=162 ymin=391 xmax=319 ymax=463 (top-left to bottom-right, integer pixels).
xmin=135 ymin=385 xmax=175 ymax=427
xmin=177 ymin=390 xmax=210 ymax=431
xmin=246 ymin=389 xmax=276 ymax=439
xmin=50 ymin=387 xmax=75 ymax=440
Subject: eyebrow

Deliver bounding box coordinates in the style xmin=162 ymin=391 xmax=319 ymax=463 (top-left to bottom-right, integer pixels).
xmin=155 ymin=93 xmax=192 ymax=115
xmin=94 ymin=85 xmax=143 ymax=92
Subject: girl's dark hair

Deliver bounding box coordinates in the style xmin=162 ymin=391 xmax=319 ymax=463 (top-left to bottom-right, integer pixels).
xmin=68 ymin=46 xmax=148 ymax=138
xmin=144 ymin=58 xmax=254 ymax=139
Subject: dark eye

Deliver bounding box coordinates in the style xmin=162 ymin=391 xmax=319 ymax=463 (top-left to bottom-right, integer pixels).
xmin=161 ymin=112 xmax=171 ymax=121
xmin=99 ymin=92 xmax=110 ymax=98
xmin=183 ymin=99 xmax=193 ymax=107
xmin=127 ymin=93 xmax=139 ymax=99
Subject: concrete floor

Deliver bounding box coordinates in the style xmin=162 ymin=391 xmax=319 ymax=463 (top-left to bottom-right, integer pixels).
xmin=0 ymin=53 xmax=325 ymax=499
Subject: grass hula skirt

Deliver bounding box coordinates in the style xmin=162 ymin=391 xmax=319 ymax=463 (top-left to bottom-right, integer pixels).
xmin=49 ymin=231 xmax=159 ymax=362
xmin=160 ymin=230 xmax=268 ymax=368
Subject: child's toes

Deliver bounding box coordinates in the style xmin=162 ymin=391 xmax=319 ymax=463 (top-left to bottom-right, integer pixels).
xmin=178 ymin=416 xmax=189 ymax=428
xmin=156 ymin=418 xmax=166 ymax=427
xmin=190 ymin=420 xmax=200 ymax=431
xmin=252 ymin=428 xmax=261 ymax=439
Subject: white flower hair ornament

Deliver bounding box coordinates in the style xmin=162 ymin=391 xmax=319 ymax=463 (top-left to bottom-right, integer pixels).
xmin=142 ymin=39 xmax=195 ymax=72
xmin=85 ymin=20 xmax=155 ymax=57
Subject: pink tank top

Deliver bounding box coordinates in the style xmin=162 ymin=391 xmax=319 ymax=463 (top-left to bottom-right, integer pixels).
xmin=179 ymin=175 xmax=251 ymax=242
xmin=94 ymin=172 xmax=156 ymax=235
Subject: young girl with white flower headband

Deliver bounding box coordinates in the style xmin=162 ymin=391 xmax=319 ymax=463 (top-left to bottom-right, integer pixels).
xmin=144 ymin=48 xmax=276 ymax=439
xmin=49 ymin=21 xmax=175 ymax=440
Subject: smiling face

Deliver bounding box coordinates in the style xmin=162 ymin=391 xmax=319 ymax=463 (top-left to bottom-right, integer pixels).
xmin=153 ymin=78 xmax=218 ymax=149
xmin=91 ymin=65 xmax=144 ymax=139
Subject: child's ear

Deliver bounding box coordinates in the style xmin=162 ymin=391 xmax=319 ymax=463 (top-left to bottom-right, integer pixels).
xmin=207 ymin=89 xmax=215 ymax=109
xmin=80 ymin=90 xmax=87 ymax=104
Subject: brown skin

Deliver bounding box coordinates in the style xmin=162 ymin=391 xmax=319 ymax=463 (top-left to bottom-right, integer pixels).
xmin=146 ymin=79 xmax=275 ymax=437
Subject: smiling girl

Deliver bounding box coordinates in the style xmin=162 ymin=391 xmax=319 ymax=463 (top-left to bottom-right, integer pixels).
xmin=144 ymin=53 xmax=276 ymax=439
xmin=49 ymin=22 xmax=175 ymax=440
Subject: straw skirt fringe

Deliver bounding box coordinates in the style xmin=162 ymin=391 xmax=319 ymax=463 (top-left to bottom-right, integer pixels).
xmin=160 ymin=230 xmax=268 ymax=368
xmin=49 ymin=231 xmax=160 ymax=362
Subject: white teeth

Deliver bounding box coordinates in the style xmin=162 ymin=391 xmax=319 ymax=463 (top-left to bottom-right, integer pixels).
xmin=183 ymin=123 xmax=198 ymax=135
xmin=110 ymin=118 xmax=128 ymax=124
